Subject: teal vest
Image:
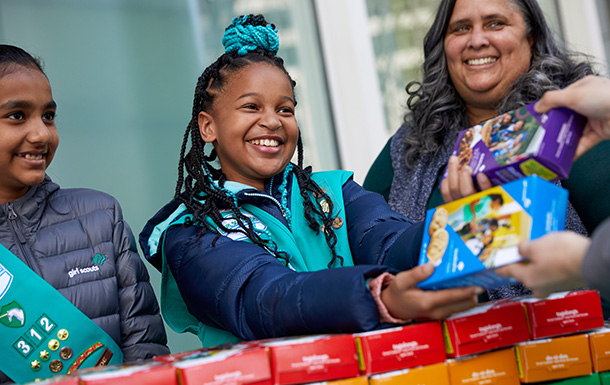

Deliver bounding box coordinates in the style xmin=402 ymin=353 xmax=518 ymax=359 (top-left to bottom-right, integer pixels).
xmin=160 ymin=170 xmax=354 ymax=347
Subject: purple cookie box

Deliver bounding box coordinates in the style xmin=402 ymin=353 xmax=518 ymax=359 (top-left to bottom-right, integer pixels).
xmin=445 ymin=102 xmax=586 ymax=186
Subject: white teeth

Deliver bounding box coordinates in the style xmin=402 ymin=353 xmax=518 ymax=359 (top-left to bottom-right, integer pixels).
xmin=23 ymin=154 xmax=44 ymax=160
xmin=467 ymin=57 xmax=497 ymax=66
xmin=249 ymin=139 xmax=279 ymax=147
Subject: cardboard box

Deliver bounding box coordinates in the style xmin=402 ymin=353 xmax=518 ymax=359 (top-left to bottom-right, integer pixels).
xmin=546 ymin=373 xmax=602 ymax=384
xmin=78 ymin=362 xmax=177 ymax=385
xmin=418 ymin=175 xmax=568 ymax=290
xmin=354 ymin=322 xmax=446 ymax=375
xmin=589 ymin=328 xmax=610 ymax=372
xmin=171 ymin=344 xmax=271 ymax=385
xmin=306 ymin=377 xmax=368 ymax=385
xmin=368 ymin=362 xmax=450 ymax=385
xmin=515 ymin=333 xmax=592 ymax=383
xmin=443 ymin=299 xmax=530 ymax=357
xmin=262 ymin=334 xmax=359 ymax=385
xmin=446 ymin=348 xmax=520 ymax=385
xmin=521 ymin=290 xmax=604 ymax=340
xmin=445 ymin=102 xmax=585 ymax=186
xmin=23 ymin=375 xmax=81 ymax=385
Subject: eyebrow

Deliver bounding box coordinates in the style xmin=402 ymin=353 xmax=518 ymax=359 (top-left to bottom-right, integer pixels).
xmin=448 ymin=13 xmax=507 ymax=29
xmin=238 ymin=92 xmax=296 ymax=105
xmin=0 ymin=99 xmax=57 ymax=111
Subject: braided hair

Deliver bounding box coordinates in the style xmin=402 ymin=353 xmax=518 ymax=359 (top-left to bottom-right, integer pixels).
xmin=176 ymin=14 xmax=343 ymax=267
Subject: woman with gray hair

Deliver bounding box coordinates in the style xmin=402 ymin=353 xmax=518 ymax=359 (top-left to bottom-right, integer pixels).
xmin=364 ymin=0 xmax=606 ymax=300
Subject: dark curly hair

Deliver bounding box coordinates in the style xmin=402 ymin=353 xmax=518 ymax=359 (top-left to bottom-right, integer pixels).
xmin=175 ymin=14 xmax=343 ymax=267
xmin=402 ymin=0 xmax=596 ymax=168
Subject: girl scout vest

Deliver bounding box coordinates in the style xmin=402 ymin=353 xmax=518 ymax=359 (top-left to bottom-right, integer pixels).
xmin=0 ymin=245 xmax=122 ymax=383
xmin=160 ymin=170 xmax=354 ymax=347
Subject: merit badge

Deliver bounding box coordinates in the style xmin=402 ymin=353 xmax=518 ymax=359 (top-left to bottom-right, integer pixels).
xmin=0 ymin=300 xmax=25 ymax=328
xmin=30 ymin=360 xmax=41 ymax=371
xmin=60 ymin=347 xmax=73 ymax=360
xmin=48 ymin=339 xmax=59 ymax=351
xmin=49 ymin=360 xmax=63 ymax=373
xmin=319 ymin=199 xmax=330 ymax=214
xmin=0 ymin=263 xmax=13 ymax=301
xmin=332 ymin=217 xmax=344 ymax=229
xmin=39 ymin=350 xmax=50 ymax=361
xmin=57 ymin=329 xmax=69 ymax=340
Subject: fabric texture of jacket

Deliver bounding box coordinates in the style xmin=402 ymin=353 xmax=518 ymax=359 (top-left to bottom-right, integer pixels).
xmin=140 ymin=170 xmax=424 ymax=346
xmin=0 ymin=176 xmax=169 ymax=384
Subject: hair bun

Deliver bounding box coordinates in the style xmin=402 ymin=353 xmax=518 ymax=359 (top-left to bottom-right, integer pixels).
xmin=222 ymin=14 xmax=279 ymax=56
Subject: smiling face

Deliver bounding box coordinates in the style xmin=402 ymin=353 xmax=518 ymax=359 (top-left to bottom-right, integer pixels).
xmin=0 ymin=66 xmax=58 ymax=203
xmin=198 ymin=62 xmax=298 ymax=191
xmin=444 ymin=0 xmax=533 ymax=124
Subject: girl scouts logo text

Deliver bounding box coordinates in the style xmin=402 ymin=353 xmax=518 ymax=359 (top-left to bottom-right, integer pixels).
xmin=68 ymin=265 xmax=100 ymax=279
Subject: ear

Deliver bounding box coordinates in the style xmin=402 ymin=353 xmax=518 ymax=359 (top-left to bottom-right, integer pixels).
xmin=198 ymin=111 xmax=216 ymax=143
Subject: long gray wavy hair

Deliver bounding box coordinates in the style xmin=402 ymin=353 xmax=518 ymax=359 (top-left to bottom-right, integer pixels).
xmin=402 ymin=0 xmax=596 ymax=168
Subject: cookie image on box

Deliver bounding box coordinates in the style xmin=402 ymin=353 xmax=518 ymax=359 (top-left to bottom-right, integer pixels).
xmin=429 ymin=207 xmax=448 ymax=236
xmin=427 ymin=228 xmax=449 ymax=266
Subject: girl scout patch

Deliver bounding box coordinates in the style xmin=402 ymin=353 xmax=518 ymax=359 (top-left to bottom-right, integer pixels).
xmin=216 ymin=210 xmax=267 ymax=242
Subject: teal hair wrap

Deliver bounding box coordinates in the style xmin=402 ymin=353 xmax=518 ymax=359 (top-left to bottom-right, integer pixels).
xmin=222 ymin=15 xmax=280 ymax=56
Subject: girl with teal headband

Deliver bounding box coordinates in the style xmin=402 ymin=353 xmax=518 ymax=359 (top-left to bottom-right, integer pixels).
xmin=140 ymin=14 xmax=482 ymax=348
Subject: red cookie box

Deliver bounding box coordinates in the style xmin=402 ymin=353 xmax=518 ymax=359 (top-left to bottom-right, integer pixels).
xmin=443 ymin=299 xmax=530 ymax=358
xmin=354 ymin=322 xmax=446 ymax=375
xmin=170 ymin=344 xmax=271 ymax=385
xmin=23 ymin=375 xmax=81 ymax=385
xmin=589 ymin=327 xmax=610 ymax=373
xmin=153 ymin=342 xmax=247 ymax=364
xmin=368 ymin=362 xmax=450 ymax=385
xmin=446 ymin=348 xmax=521 ymax=385
xmin=77 ymin=361 xmax=177 ymax=385
xmin=515 ymin=333 xmax=592 ymax=383
xmin=260 ymin=334 xmax=359 ymax=385
xmin=521 ymin=290 xmax=604 ymax=340
xmin=304 ymin=376 xmax=369 ymax=385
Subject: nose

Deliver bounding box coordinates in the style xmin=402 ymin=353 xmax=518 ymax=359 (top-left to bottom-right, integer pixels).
xmin=259 ymin=109 xmax=281 ymax=131
xmin=468 ymin=26 xmax=489 ymax=49
xmin=27 ymin=118 xmax=53 ymax=144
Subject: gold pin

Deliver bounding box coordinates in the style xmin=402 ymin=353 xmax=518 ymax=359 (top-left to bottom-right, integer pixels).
xmin=31 ymin=360 xmax=41 ymax=371
xmin=332 ymin=217 xmax=344 ymax=229
xmin=49 ymin=360 xmax=63 ymax=373
xmin=48 ymin=339 xmax=60 ymax=351
xmin=60 ymin=347 xmax=73 ymax=360
xmin=319 ymin=199 xmax=330 ymax=214
xmin=39 ymin=350 xmax=50 ymax=361
xmin=57 ymin=329 xmax=69 ymax=340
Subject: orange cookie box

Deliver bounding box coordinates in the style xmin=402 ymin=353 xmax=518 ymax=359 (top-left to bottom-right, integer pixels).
xmin=521 ymin=290 xmax=604 ymax=340
xmin=368 ymin=362 xmax=450 ymax=385
xmin=446 ymin=348 xmax=521 ymax=385
xmin=588 ymin=327 xmax=610 ymax=373
xmin=443 ymin=299 xmax=530 ymax=358
xmin=354 ymin=322 xmax=446 ymax=375
xmin=515 ymin=333 xmax=592 ymax=383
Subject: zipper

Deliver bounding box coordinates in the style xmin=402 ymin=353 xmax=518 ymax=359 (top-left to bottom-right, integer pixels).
xmin=6 ymin=202 xmax=41 ymax=273
xmin=243 ymin=191 xmax=286 ymax=219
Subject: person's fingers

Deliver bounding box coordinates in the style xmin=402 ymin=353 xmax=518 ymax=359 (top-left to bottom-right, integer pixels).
xmin=459 ymin=165 xmax=477 ymax=197
xmin=476 ymin=173 xmax=493 ymax=190
xmin=441 ymin=156 xmax=459 ymax=202
xmin=395 ymin=263 xmax=435 ymax=288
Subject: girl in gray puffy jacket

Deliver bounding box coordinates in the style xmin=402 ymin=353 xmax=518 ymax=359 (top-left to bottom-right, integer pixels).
xmin=0 ymin=45 xmax=169 ymax=383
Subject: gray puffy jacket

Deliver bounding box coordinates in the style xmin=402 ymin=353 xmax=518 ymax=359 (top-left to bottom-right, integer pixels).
xmin=0 ymin=176 xmax=169 ymax=384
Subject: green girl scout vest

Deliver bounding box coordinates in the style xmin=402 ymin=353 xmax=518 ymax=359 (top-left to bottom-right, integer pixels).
xmin=0 ymin=245 xmax=122 ymax=383
xmin=160 ymin=170 xmax=354 ymax=348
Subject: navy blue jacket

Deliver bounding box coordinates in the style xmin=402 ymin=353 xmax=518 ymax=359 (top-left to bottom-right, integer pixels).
xmin=140 ymin=174 xmax=424 ymax=341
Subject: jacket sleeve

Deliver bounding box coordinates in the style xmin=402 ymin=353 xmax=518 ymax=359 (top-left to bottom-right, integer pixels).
xmin=343 ymin=180 xmax=424 ymax=271
xmin=581 ymin=217 xmax=610 ymax=300
xmin=164 ymin=224 xmax=394 ymax=341
xmin=113 ymin=202 xmax=170 ymax=361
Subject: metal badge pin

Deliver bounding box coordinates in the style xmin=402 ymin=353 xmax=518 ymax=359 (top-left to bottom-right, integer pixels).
xmin=49 ymin=360 xmax=63 ymax=373
xmin=332 ymin=217 xmax=344 ymax=229
xmin=39 ymin=350 xmax=50 ymax=361
xmin=57 ymin=329 xmax=69 ymax=340
xmin=30 ymin=360 xmax=41 ymax=371
xmin=60 ymin=347 xmax=73 ymax=360
xmin=319 ymin=199 xmax=330 ymax=214
xmin=48 ymin=339 xmax=60 ymax=351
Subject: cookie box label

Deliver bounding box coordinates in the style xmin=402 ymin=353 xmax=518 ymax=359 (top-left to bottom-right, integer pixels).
xmin=515 ymin=333 xmax=592 ymax=383
xmin=443 ymin=300 xmax=530 ymax=357
xmin=418 ymin=175 xmax=568 ymax=290
xmin=443 ymin=102 xmax=585 ymax=187
xmin=264 ymin=334 xmax=359 ymax=384
xmin=588 ymin=327 xmax=610 ymax=373
xmin=354 ymin=322 xmax=445 ymax=375
xmin=521 ymin=290 xmax=604 ymax=339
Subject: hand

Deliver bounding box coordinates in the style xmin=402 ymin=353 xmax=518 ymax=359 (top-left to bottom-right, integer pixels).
xmin=534 ymin=76 xmax=610 ymax=159
xmin=441 ymin=156 xmax=492 ymax=203
xmin=381 ymin=263 xmax=482 ymax=321
xmin=496 ymin=231 xmax=590 ymax=297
